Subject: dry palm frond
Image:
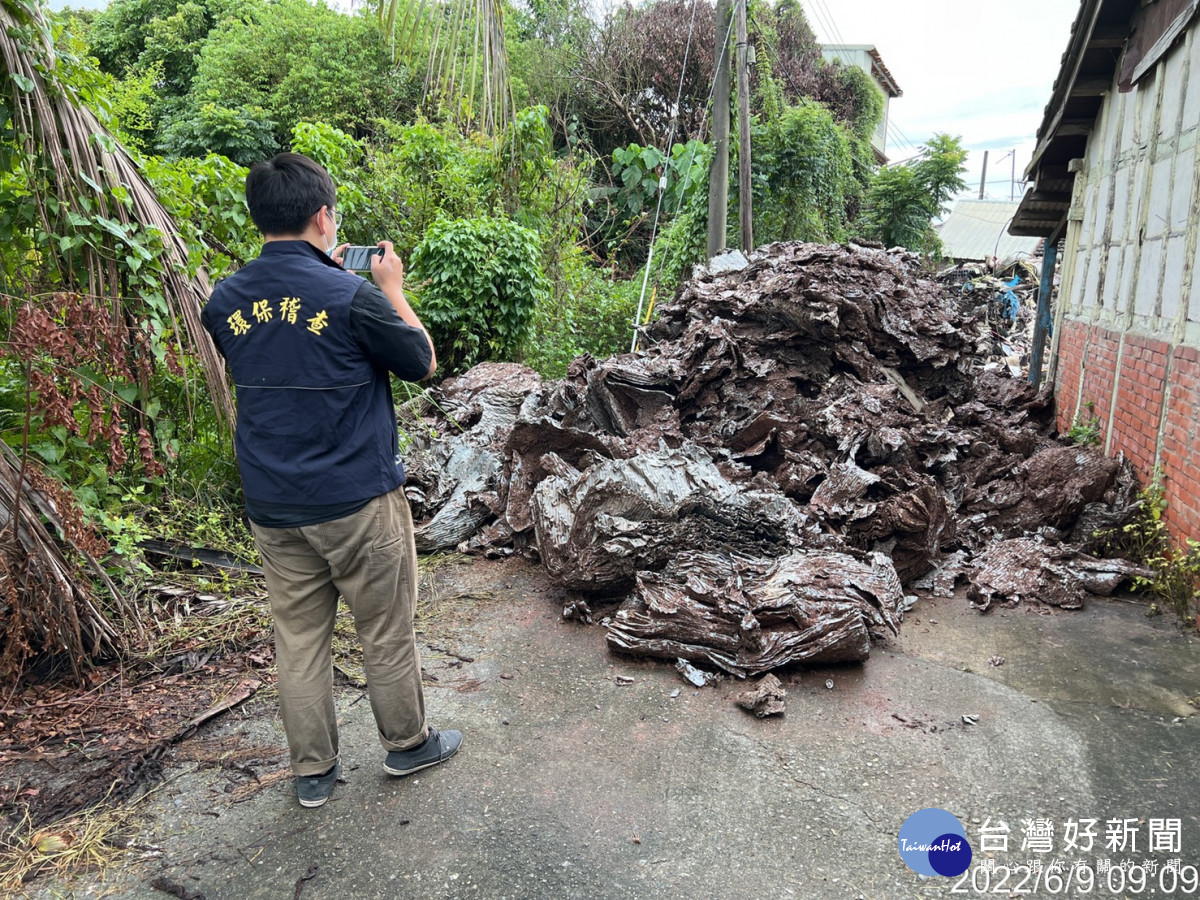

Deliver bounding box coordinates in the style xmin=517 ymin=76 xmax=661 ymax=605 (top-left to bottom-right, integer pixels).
xmin=0 ymin=442 xmax=128 ymax=684
xmin=0 ymin=0 xmax=234 ymax=431
xmin=383 ymin=0 xmax=515 ymax=134
xmin=0 ymin=783 xmax=144 ymax=893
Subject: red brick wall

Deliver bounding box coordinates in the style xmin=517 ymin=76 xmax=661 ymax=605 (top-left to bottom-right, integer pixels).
xmin=1055 ymin=318 xmax=1200 ymax=542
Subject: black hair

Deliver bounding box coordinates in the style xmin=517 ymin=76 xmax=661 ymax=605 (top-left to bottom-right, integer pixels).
xmin=245 ymin=152 xmax=336 ymax=236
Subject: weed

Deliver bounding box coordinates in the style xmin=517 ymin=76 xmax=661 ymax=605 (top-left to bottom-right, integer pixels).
xmin=1066 ymin=401 xmax=1101 ymax=446
xmin=0 ymin=785 xmax=142 ymax=893
xmin=138 ymin=588 xmax=272 ymax=662
xmin=1135 ymin=537 xmax=1200 ymax=626
xmin=1094 ymin=476 xmax=1200 ymax=626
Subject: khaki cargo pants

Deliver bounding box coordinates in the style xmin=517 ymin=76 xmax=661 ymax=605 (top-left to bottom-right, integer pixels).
xmin=250 ymin=487 xmax=428 ymax=777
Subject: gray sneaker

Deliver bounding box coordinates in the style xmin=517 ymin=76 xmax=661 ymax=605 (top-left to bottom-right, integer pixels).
xmin=296 ymin=763 xmax=339 ymax=808
xmin=383 ymin=727 xmax=462 ymax=776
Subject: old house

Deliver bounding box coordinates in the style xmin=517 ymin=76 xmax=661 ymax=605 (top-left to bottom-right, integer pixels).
xmin=1011 ymin=0 xmax=1200 ymax=542
xmin=820 ymin=44 xmax=901 ymax=162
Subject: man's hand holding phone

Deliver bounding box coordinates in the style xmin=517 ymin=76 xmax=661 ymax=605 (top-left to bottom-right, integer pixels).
xmin=363 ymin=240 xmax=432 ymax=375
xmin=368 ymin=241 xmax=405 ymax=295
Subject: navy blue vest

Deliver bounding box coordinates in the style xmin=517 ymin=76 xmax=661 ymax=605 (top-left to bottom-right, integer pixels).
xmin=203 ymin=241 xmax=404 ymax=507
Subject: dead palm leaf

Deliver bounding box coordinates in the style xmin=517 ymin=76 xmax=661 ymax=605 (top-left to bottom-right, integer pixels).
xmin=0 ymin=0 xmax=233 ymax=682
xmin=0 ymin=441 xmax=127 ymax=684
xmin=0 ymin=0 xmax=234 ymax=430
xmin=382 ymin=0 xmax=515 ymax=134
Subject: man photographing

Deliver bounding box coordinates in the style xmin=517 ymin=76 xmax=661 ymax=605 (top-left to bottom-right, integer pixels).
xmin=202 ymin=152 xmax=461 ymax=809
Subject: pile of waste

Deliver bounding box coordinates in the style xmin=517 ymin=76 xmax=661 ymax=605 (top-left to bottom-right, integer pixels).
xmin=938 ymin=257 xmax=1042 ymax=377
xmin=400 ymin=242 xmax=1143 ymax=680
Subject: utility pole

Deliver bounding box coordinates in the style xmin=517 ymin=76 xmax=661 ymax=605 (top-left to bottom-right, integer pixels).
xmin=978 ymin=149 xmax=989 ymax=200
xmin=1011 ymin=148 xmax=1016 ymax=201
xmin=735 ymin=0 xmax=753 ymax=252
xmin=707 ymin=0 xmax=732 ymax=258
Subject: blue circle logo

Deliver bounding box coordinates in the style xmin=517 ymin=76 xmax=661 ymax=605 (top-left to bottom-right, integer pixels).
xmin=898 ymin=808 xmax=973 ymax=877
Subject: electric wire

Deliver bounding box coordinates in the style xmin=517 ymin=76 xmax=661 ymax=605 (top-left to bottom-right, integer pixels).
xmin=629 ymin=0 xmax=736 ymax=352
xmin=890 ymin=119 xmax=918 ymax=148
xmin=628 ymin=0 xmax=706 ymax=351
xmin=638 ymin=8 xmax=736 ymax=345
xmin=803 ymin=0 xmax=917 ymax=156
xmin=646 ymin=3 xmax=742 ymax=287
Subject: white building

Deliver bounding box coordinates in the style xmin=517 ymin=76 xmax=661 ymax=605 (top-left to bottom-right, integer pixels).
xmin=819 ymin=44 xmax=902 ymax=163
xmin=1010 ymin=0 xmax=1200 ymax=543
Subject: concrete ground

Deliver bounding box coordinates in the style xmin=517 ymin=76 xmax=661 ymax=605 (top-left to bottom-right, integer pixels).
xmin=31 ymin=556 xmax=1200 ymax=899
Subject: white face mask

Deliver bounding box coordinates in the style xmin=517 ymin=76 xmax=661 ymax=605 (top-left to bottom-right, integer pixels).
xmin=324 ymin=209 xmax=339 ymax=255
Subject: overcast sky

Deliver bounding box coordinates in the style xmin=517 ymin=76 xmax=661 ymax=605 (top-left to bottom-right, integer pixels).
xmin=804 ymin=0 xmax=1083 ymax=202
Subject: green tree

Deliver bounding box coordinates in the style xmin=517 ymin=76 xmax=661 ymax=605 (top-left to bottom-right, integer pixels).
xmin=85 ymin=0 xmax=247 ymax=151
xmin=748 ymin=100 xmax=860 ymax=246
xmin=158 ymin=0 xmax=419 ymax=162
xmin=507 ymin=0 xmax=594 ymax=121
xmin=857 ymin=133 xmax=967 ymax=255
xmin=87 ymin=0 xmax=244 ymax=96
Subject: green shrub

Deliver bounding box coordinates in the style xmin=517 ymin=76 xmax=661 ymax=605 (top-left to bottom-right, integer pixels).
xmin=522 ymin=250 xmax=642 ymax=377
xmin=410 ymin=216 xmax=549 ymax=374
xmin=156 ymin=0 xmax=418 ymax=162
xmin=141 ymin=151 xmax=254 ymax=280
xmin=1066 ymin=402 xmax=1101 ymax=446
xmin=748 ymin=100 xmax=859 ymax=246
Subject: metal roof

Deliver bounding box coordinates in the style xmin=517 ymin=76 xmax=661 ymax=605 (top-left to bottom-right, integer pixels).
xmin=820 ymin=44 xmax=902 ymax=97
xmin=938 ymin=200 xmax=1043 ymax=261
xmin=1008 ymin=0 xmax=1142 ymax=239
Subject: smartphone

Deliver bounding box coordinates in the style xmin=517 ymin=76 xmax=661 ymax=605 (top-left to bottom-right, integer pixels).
xmin=341 ymin=245 xmax=384 ymax=271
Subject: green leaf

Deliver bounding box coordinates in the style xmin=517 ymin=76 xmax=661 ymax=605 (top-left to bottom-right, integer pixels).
xmin=94 ymin=217 xmax=129 ymax=240
xmin=31 ymin=440 xmax=63 ymax=464
xmin=640 ymin=147 xmax=664 ymax=169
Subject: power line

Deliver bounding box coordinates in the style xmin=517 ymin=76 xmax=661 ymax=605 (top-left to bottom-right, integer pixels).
xmin=806 ymin=0 xmax=843 ymax=43
xmin=802 ymin=0 xmax=918 ymax=159
xmin=890 ymin=120 xmax=918 ymax=147
xmin=805 ymin=0 xmax=853 ymax=66
xmin=629 ymin=0 xmax=713 ymax=351
xmin=886 ymin=121 xmax=916 ymax=154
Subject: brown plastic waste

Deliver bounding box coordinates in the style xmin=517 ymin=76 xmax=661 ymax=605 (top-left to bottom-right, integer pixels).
xmin=736 ymin=674 xmax=788 ymax=717
xmin=400 ymin=242 xmax=1144 ymax=677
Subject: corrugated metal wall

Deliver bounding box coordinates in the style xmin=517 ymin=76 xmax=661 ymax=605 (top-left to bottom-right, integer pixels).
xmin=1050 ymin=24 xmax=1200 ymax=540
